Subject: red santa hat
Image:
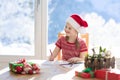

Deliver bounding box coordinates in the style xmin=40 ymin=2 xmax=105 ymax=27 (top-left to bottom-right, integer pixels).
xmin=66 ymin=14 xmax=88 ymax=34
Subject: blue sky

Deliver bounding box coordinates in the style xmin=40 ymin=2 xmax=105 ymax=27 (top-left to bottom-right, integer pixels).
xmin=49 ymin=0 xmax=120 ymax=22
xmin=88 ymin=0 xmax=120 ymax=22
xmin=48 ymin=0 xmax=120 ymax=44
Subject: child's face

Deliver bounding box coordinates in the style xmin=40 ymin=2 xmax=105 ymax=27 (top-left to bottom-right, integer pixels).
xmin=64 ymin=22 xmax=78 ymax=37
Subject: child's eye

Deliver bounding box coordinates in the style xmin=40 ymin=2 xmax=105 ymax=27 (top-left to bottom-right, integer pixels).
xmin=65 ymin=26 xmax=68 ymax=29
xmin=65 ymin=26 xmax=67 ymax=28
xmin=65 ymin=26 xmax=71 ymax=30
xmin=69 ymin=27 xmax=71 ymax=30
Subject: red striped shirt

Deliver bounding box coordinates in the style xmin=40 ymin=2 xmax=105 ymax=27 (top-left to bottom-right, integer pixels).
xmin=55 ymin=36 xmax=88 ymax=60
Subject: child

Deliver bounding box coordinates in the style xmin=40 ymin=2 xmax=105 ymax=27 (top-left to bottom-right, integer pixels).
xmin=49 ymin=14 xmax=88 ymax=63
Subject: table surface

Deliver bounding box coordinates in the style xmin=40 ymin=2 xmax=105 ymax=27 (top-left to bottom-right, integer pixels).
xmin=0 ymin=60 xmax=102 ymax=80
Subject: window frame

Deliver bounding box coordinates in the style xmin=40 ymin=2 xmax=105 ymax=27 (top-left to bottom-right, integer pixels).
xmin=0 ymin=0 xmax=48 ymax=62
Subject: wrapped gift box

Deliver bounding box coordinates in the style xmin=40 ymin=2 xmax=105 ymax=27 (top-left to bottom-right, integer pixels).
xmin=95 ymin=69 xmax=108 ymax=80
xmin=75 ymin=71 xmax=91 ymax=78
xmin=95 ymin=69 xmax=120 ymax=80
xmin=107 ymin=69 xmax=120 ymax=80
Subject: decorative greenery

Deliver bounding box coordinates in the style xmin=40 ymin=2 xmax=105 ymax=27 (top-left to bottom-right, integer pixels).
xmin=84 ymin=46 xmax=115 ymax=71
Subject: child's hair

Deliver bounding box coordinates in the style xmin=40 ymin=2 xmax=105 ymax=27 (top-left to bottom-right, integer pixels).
xmin=65 ymin=36 xmax=80 ymax=49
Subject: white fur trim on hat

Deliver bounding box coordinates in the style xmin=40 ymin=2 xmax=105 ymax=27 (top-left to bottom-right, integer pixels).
xmin=66 ymin=17 xmax=86 ymax=34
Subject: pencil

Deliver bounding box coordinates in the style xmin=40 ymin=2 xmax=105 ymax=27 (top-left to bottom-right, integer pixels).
xmin=50 ymin=49 xmax=53 ymax=56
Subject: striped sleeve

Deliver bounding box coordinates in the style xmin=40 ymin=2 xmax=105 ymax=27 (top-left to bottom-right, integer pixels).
xmin=55 ymin=37 xmax=63 ymax=49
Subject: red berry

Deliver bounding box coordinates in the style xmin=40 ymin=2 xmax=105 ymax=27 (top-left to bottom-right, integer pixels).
xmin=17 ymin=58 xmax=26 ymax=64
xmin=28 ymin=70 xmax=33 ymax=74
xmin=15 ymin=66 xmax=23 ymax=73
xmin=32 ymin=64 xmax=39 ymax=70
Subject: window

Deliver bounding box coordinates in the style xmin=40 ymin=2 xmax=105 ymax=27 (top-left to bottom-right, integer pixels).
xmin=0 ymin=0 xmax=34 ymax=56
xmin=0 ymin=0 xmax=46 ymax=62
xmin=48 ymin=0 xmax=120 ymax=58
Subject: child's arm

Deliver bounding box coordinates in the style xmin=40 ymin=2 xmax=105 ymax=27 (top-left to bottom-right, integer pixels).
xmin=67 ymin=51 xmax=87 ymax=63
xmin=79 ymin=51 xmax=87 ymax=61
xmin=49 ymin=46 xmax=61 ymax=61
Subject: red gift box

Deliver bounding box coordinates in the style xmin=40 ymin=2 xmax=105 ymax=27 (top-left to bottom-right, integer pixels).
xmin=95 ymin=69 xmax=108 ymax=80
xmin=95 ymin=69 xmax=120 ymax=80
xmin=107 ymin=69 xmax=120 ymax=80
xmin=75 ymin=71 xmax=91 ymax=78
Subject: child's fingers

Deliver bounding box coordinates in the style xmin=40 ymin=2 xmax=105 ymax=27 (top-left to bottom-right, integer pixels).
xmin=68 ymin=58 xmax=78 ymax=63
xmin=49 ymin=55 xmax=54 ymax=61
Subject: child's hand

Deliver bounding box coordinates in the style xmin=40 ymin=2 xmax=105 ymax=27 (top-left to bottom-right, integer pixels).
xmin=49 ymin=49 xmax=54 ymax=61
xmin=67 ymin=57 xmax=81 ymax=63
xmin=49 ymin=55 xmax=54 ymax=61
